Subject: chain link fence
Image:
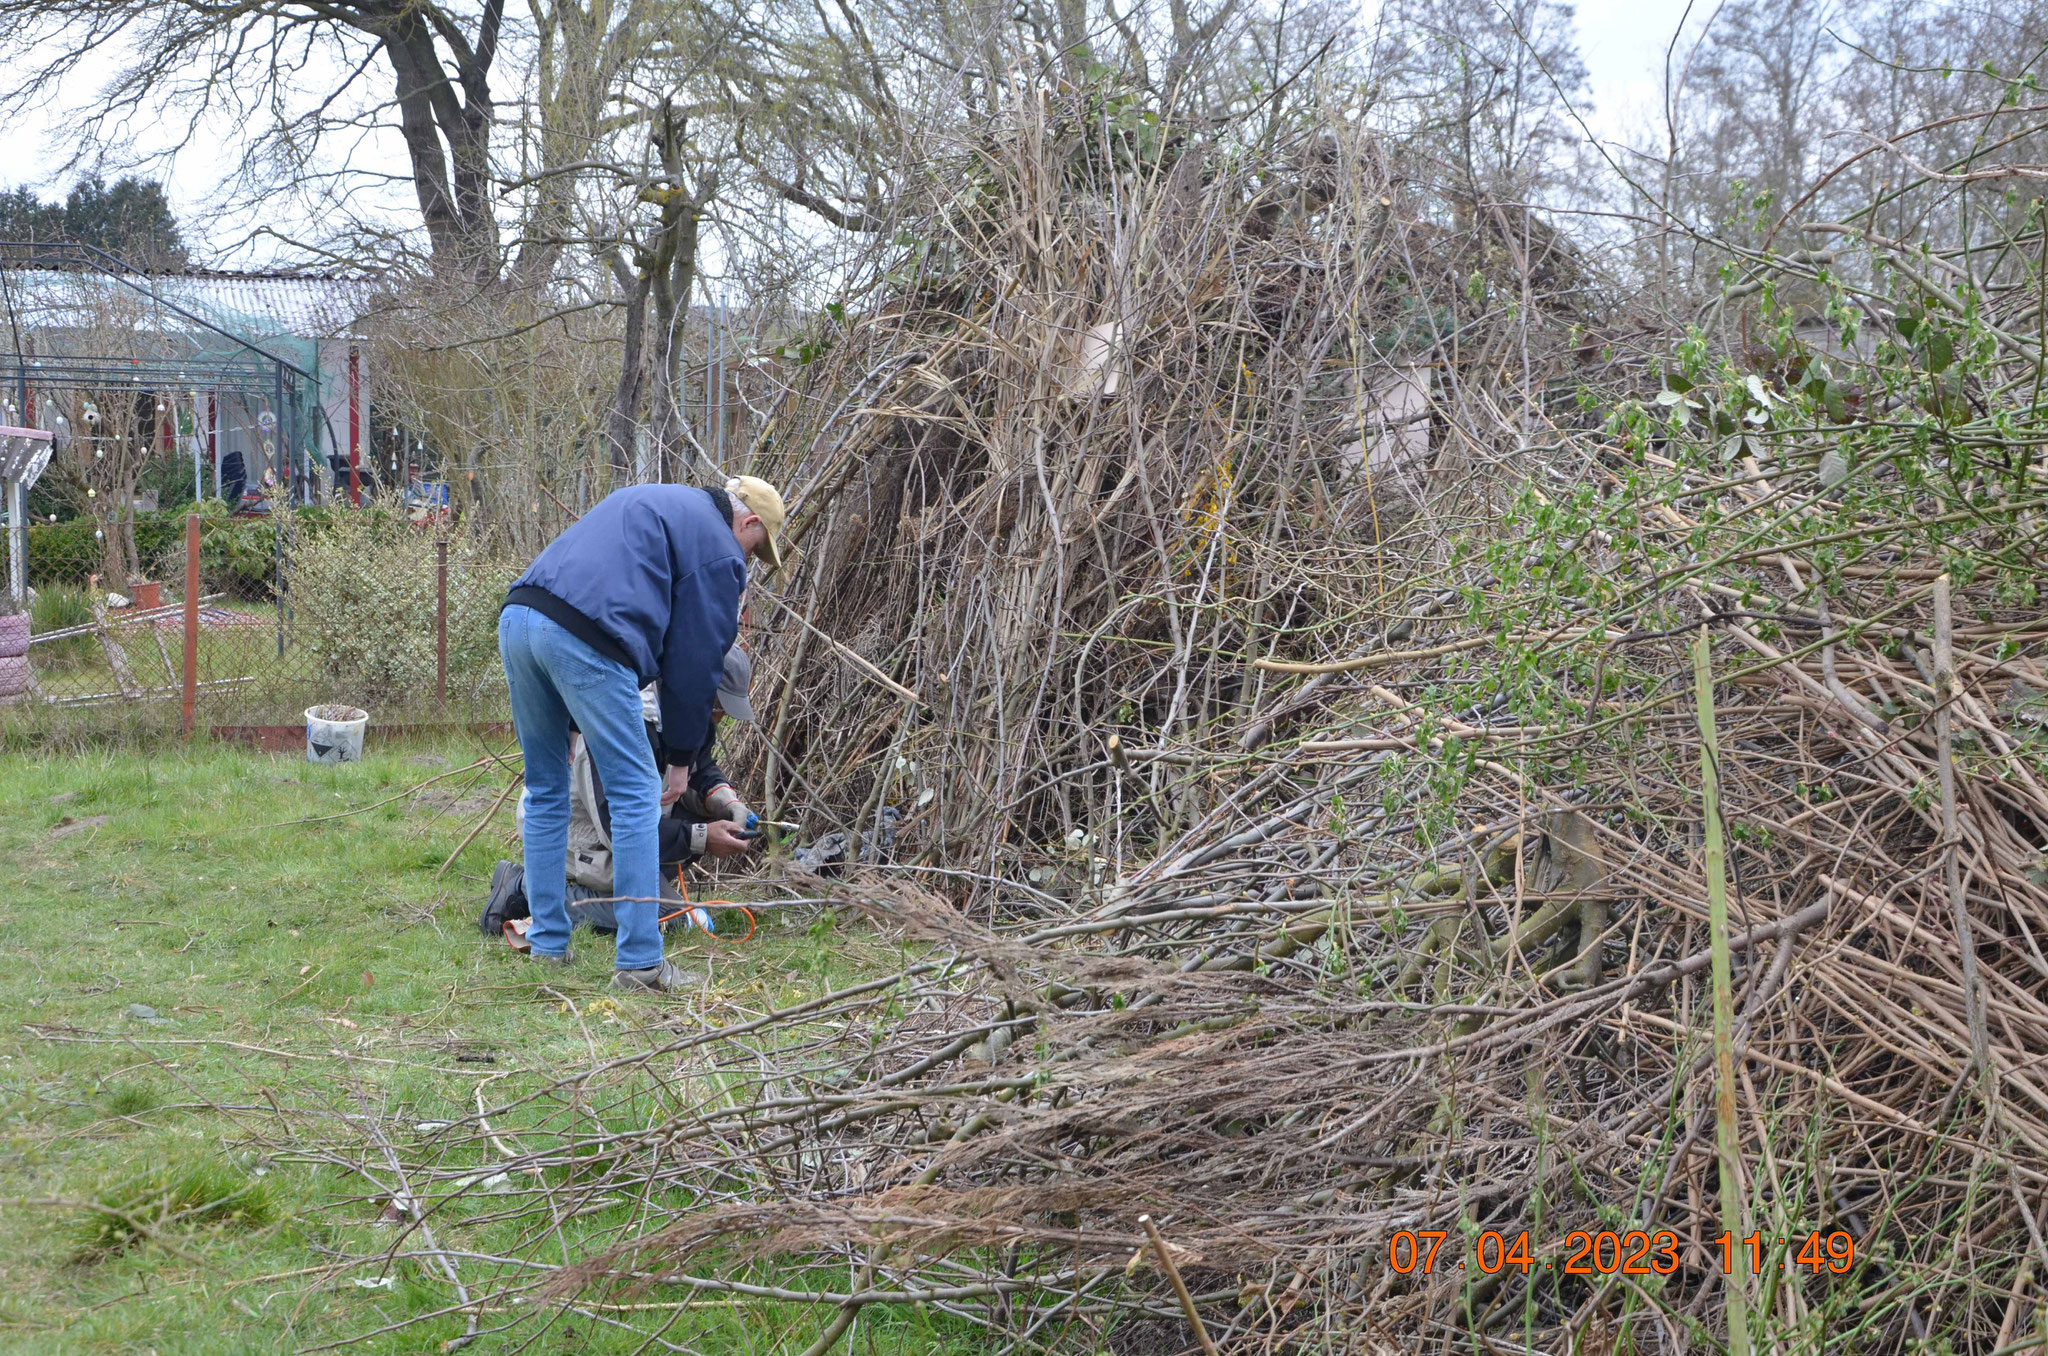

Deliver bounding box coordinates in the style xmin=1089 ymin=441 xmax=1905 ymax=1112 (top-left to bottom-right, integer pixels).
xmin=4 ymin=504 xmax=517 ymax=742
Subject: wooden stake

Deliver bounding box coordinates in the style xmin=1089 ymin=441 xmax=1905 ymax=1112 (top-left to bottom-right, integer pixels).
xmin=1694 ymin=625 xmax=1750 ymax=1356
xmin=88 ymin=575 xmax=141 ymax=699
xmin=1138 ymin=1214 xmax=1218 ymax=1356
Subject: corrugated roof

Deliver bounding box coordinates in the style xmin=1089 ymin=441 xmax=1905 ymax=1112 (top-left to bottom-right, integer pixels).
xmin=0 ymin=268 xmax=375 ymax=342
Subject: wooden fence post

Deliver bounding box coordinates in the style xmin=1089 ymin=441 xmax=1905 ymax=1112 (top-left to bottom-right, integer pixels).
xmin=436 ymin=538 xmax=449 ymax=709
xmin=181 ymin=513 xmax=200 ymax=736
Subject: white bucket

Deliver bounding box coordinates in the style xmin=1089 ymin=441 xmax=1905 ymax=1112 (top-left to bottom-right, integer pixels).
xmin=306 ymin=704 xmax=369 ymax=763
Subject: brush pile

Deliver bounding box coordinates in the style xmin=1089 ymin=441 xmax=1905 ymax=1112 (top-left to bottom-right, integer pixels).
xmin=724 ymin=85 xmax=1592 ymax=873
xmin=309 ymin=89 xmax=2048 ymax=1353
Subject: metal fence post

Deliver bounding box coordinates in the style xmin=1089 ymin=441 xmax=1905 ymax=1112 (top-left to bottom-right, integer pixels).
xmin=181 ymin=512 xmax=200 ymax=736
xmin=435 ymin=538 xmax=449 ymax=709
xmin=273 ymin=508 xmax=286 ymax=658
xmin=347 ymin=345 xmax=362 ymax=508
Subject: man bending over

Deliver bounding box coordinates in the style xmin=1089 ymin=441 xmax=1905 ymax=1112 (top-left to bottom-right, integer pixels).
xmin=482 ymin=648 xmax=761 ymax=946
xmin=498 ymin=476 xmax=784 ymax=992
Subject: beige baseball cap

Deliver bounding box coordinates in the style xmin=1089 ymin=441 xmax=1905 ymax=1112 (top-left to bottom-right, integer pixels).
xmin=725 ymin=475 xmax=786 ymax=569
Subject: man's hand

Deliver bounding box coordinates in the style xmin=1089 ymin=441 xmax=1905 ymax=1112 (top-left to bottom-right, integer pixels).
xmin=661 ymin=765 xmax=689 ymax=806
xmin=704 ymin=820 xmax=758 ymax=859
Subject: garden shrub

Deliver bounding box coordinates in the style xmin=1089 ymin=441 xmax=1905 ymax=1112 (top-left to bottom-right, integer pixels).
xmin=162 ymin=502 xmax=343 ymax=600
xmin=27 ymin=512 xmax=186 ymax=588
xmin=285 ymin=506 xmax=517 ymax=706
xmin=29 ymin=504 xmax=337 ymax=600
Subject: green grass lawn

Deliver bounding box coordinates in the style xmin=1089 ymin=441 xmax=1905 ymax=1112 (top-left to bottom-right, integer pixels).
xmin=0 ymin=740 xmax=973 ymax=1354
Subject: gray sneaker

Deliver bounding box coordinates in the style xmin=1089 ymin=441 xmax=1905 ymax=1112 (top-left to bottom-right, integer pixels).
xmin=531 ymin=949 xmax=575 ymax=968
xmin=610 ymin=960 xmax=701 ymax=993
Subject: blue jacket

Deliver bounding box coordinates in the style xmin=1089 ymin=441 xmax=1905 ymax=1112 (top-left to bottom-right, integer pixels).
xmin=506 ymin=486 xmax=744 ymax=758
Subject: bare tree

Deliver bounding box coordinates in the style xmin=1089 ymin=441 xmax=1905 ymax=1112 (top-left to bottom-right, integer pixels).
xmin=0 ymin=0 xmax=509 ymax=276
xmin=1377 ymin=0 xmax=1590 ymax=203
xmin=1617 ymin=0 xmax=2048 ymax=279
xmin=620 ymin=97 xmax=719 ymax=482
xmin=32 ymin=288 xmax=169 ymax=585
xmin=1686 ymin=0 xmax=1852 ymax=234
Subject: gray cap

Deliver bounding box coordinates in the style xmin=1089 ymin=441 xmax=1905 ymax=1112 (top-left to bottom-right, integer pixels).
xmin=716 ymin=646 xmax=756 ymax=722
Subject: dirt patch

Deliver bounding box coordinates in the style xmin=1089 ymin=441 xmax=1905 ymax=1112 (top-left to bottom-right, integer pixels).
xmin=48 ymin=815 xmax=109 ymax=840
xmin=412 ymin=789 xmax=496 ymax=818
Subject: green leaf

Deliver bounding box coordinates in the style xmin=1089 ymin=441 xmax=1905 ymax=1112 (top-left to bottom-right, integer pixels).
xmin=1819 ymin=448 xmax=1850 ymax=489
xmin=1926 ymin=330 xmax=1954 ymax=373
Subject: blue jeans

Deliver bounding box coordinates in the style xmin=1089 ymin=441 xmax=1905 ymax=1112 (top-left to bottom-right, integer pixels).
xmin=499 ymin=605 xmax=664 ymax=970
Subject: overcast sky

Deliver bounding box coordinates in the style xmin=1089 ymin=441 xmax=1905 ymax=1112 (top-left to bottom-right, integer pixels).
xmin=3 ymin=0 xmax=1699 ymax=263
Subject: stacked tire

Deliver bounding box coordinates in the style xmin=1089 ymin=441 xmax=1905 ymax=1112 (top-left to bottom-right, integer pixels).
xmin=0 ymin=610 xmax=29 ymax=703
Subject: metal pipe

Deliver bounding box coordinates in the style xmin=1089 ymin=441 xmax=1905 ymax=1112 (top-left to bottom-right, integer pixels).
xmin=714 ymin=292 xmax=725 ymax=471
xmin=436 ymin=539 xmax=449 ymax=708
xmin=6 ymin=480 xmax=23 ymax=608
xmin=10 ymin=363 xmax=24 ymax=608
xmin=274 ymin=366 xmax=286 ymax=658
xmin=347 ymin=344 xmax=361 ymax=506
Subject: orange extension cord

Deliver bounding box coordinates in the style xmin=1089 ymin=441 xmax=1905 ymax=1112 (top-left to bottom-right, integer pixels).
xmin=659 ymin=867 xmax=756 ymax=945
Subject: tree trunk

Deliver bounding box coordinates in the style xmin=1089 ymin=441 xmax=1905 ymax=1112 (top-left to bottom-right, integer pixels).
xmin=95 ymin=508 xmax=124 ymax=589
xmin=443 ymin=0 xmax=504 ymax=276
xmin=376 ymin=0 xmax=504 ymax=277
xmin=119 ymin=494 xmax=141 ymax=585
xmin=384 ymin=23 xmax=466 ymax=268
xmin=516 ymin=0 xmax=620 ymax=290
xmin=607 ymin=250 xmax=651 ymax=484
xmin=646 ymin=211 xmax=700 ymax=482
xmin=643 ymin=99 xmax=712 ymax=482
